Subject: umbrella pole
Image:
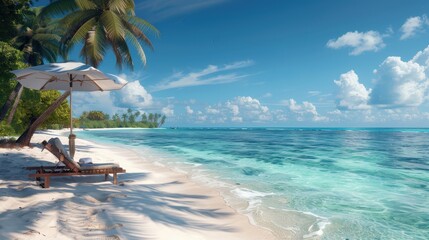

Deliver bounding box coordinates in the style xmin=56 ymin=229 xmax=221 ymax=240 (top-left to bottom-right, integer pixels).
xmin=69 ymin=74 xmax=76 ymax=158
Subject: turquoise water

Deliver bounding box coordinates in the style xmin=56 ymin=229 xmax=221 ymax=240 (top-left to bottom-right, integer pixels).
xmin=78 ymin=128 xmax=429 ymax=239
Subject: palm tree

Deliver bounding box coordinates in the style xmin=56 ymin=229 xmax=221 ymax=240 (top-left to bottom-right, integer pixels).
xmin=16 ymin=0 xmax=158 ymax=145
xmin=42 ymin=0 xmax=159 ymax=69
xmin=148 ymin=113 xmax=154 ymax=123
xmin=0 ymin=7 xmax=61 ymax=124
xmin=141 ymin=113 xmax=147 ymax=123
xmin=121 ymin=113 xmax=127 ymax=124
xmin=159 ymin=115 xmax=166 ymax=127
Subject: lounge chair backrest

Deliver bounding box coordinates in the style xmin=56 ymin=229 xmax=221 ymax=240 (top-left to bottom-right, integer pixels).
xmin=43 ymin=138 xmax=80 ymax=172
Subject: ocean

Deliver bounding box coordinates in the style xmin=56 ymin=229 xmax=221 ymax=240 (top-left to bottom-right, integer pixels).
xmin=77 ymin=128 xmax=429 ymax=239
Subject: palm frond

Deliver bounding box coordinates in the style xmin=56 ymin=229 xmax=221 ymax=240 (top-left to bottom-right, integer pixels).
xmin=75 ymin=0 xmax=97 ymax=10
xmin=40 ymin=0 xmax=78 ymax=18
xmin=59 ymin=9 xmax=98 ymax=29
xmin=123 ymin=21 xmax=153 ymax=50
xmin=126 ymin=15 xmax=160 ymax=37
xmin=108 ymin=0 xmax=134 ymax=15
xmin=111 ymin=37 xmax=135 ymax=69
xmin=59 ymin=10 xmax=98 ymax=46
xmin=99 ymin=10 xmax=125 ymax=40
xmin=125 ymin=29 xmax=146 ymax=66
xmin=83 ymin=22 xmax=108 ymax=67
xmin=108 ymin=40 xmax=124 ymax=69
xmin=66 ymin=17 xmax=97 ymax=50
xmin=32 ymin=33 xmax=61 ymax=43
xmin=40 ymin=46 xmax=58 ymax=63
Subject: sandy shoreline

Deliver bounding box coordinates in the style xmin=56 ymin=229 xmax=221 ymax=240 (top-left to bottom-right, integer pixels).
xmin=0 ymin=130 xmax=276 ymax=240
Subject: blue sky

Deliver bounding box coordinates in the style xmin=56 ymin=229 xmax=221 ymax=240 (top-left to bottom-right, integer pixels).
xmin=40 ymin=0 xmax=429 ymax=127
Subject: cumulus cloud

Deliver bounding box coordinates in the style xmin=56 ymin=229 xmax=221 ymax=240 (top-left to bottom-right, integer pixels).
xmin=72 ymin=76 xmax=153 ymax=116
xmin=327 ymin=31 xmax=385 ymax=55
xmin=162 ymin=105 xmax=175 ymax=117
xmin=334 ymin=70 xmax=371 ymax=110
xmin=111 ymin=81 xmax=153 ymax=109
xmin=370 ymin=56 xmax=427 ymax=107
xmin=185 ymin=106 xmax=194 ymax=114
xmin=332 ymin=45 xmax=429 ymax=110
xmin=400 ymin=15 xmax=428 ymax=40
xmin=152 ymin=60 xmax=254 ymax=91
xmin=226 ymin=102 xmax=240 ymax=115
xmin=283 ymin=99 xmax=327 ymax=121
xmin=206 ymin=106 xmax=221 ymax=114
xmin=236 ymin=96 xmax=269 ymax=113
xmin=180 ymin=96 xmax=271 ymax=124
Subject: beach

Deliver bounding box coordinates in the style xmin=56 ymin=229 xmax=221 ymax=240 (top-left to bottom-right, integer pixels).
xmin=0 ymin=130 xmax=275 ymax=240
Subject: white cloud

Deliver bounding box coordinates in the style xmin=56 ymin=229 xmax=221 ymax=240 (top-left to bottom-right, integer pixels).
xmin=334 ymin=70 xmax=371 ymax=110
xmin=72 ymin=91 xmax=118 ymax=116
xmin=162 ymin=105 xmax=175 ymax=117
xmin=370 ymin=56 xmax=427 ymax=107
xmin=327 ymin=31 xmax=385 ymax=55
xmin=283 ymin=99 xmax=328 ymax=122
xmin=112 ymin=81 xmax=153 ymax=109
xmin=412 ymin=45 xmax=429 ymax=67
xmin=72 ymin=77 xmax=153 ymax=116
xmin=152 ymin=60 xmax=254 ymax=91
xmin=236 ymin=96 xmax=269 ymax=113
xmin=181 ymin=96 xmax=271 ymax=124
xmin=400 ymin=15 xmax=428 ymax=40
xmin=332 ymin=45 xmax=429 ymax=110
xmin=206 ymin=106 xmax=220 ymax=114
xmin=226 ymin=102 xmax=240 ymax=115
xmin=185 ymin=105 xmax=194 ymax=114
xmin=231 ymin=116 xmax=243 ymax=122
xmin=273 ymin=110 xmax=288 ymax=121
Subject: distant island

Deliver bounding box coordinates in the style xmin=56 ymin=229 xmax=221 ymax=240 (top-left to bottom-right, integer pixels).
xmin=73 ymin=109 xmax=166 ymax=129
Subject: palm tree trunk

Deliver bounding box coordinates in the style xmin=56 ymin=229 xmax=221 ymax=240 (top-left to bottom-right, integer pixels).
xmin=16 ymin=91 xmax=70 ymax=146
xmin=0 ymin=83 xmax=23 ymax=121
xmin=6 ymin=85 xmax=24 ymax=124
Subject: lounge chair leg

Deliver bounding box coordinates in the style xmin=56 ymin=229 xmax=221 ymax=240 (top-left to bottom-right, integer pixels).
xmin=113 ymin=173 xmax=117 ymax=185
xmin=104 ymin=174 xmax=109 ymax=181
xmin=44 ymin=176 xmax=50 ymax=188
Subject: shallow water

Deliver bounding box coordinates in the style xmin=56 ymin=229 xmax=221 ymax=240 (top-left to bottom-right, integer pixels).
xmin=78 ymin=128 xmax=429 ymax=239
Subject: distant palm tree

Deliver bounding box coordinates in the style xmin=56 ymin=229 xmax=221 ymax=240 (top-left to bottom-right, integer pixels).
xmin=159 ymin=115 xmax=166 ymax=127
xmin=121 ymin=113 xmax=127 ymax=123
xmin=42 ymin=0 xmax=159 ymax=69
xmin=0 ymin=7 xmax=61 ymax=124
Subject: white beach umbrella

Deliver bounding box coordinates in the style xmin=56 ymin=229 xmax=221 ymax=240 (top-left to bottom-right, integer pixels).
xmin=11 ymin=62 xmax=127 ymax=157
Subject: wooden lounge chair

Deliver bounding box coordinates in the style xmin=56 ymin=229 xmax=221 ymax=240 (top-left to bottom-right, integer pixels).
xmin=26 ymin=138 xmax=126 ymax=188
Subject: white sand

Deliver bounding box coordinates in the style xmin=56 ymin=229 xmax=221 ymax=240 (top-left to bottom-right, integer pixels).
xmin=0 ymin=130 xmax=276 ymax=240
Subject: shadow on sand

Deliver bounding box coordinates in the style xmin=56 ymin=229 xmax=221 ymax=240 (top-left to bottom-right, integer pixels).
xmin=0 ymin=140 xmax=237 ymax=239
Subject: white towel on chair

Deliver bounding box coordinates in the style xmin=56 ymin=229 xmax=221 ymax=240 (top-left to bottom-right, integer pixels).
xmin=79 ymin=157 xmax=93 ymax=164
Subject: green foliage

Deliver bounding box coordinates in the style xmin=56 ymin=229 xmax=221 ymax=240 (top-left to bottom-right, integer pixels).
xmin=0 ymin=0 xmax=31 ymax=42
xmin=86 ymin=110 xmax=105 ymax=120
xmin=0 ymin=41 xmax=27 ymax=104
xmin=0 ymin=121 xmax=16 ymax=136
xmin=11 ymin=7 xmax=62 ymax=65
xmin=0 ymin=6 xmax=68 ymax=137
xmin=10 ymin=90 xmax=70 ymax=133
xmin=77 ymin=109 xmax=166 ymax=129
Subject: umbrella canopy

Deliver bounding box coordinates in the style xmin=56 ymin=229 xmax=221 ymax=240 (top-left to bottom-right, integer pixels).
xmin=11 ymin=62 xmax=126 ymax=91
xmin=11 ymin=62 xmax=127 ymax=157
